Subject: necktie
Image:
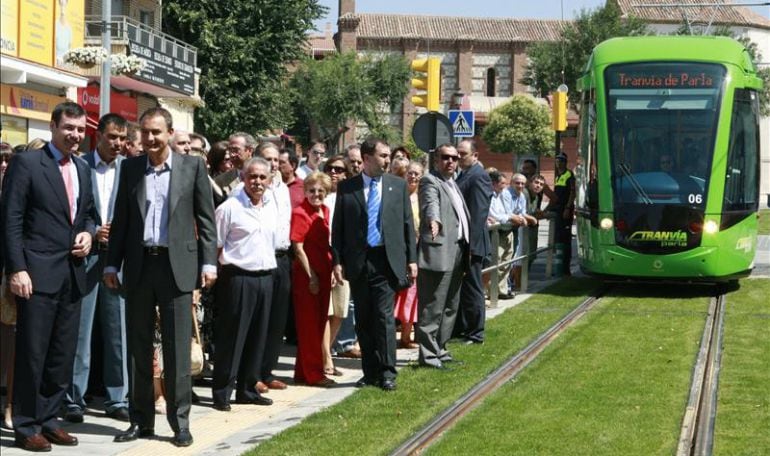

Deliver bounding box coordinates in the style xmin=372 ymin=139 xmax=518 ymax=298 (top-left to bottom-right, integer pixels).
xmin=367 ymin=177 xmax=382 ymax=247
xmin=59 ymin=156 xmax=75 ymax=222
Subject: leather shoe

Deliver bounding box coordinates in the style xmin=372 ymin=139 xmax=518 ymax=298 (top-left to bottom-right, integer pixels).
xmin=355 ymin=376 xmax=376 ymax=388
xmin=212 ymin=402 xmax=231 ymax=412
xmin=463 ymin=339 xmax=484 ymax=345
xmin=266 ymin=379 xmax=287 ymax=390
xmin=235 ymin=395 xmax=273 ymax=406
xmin=172 ymin=429 xmax=193 ymax=447
xmin=380 ymin=379 xmax=397 ymax=391
xmin=15 ymin=434 xmax=51 ymax=452
xmin=106 ymin=407 xmax=130 ymax=422
xmin=63 ymin=408 xmax=84 ymax=423
xmin=255 ymin=381 xmax=269 ymax=394
xmin=41 ymin=428 xmax=77 ymax=446
xmin=337 ymin=348 xmax=362 ymax=359
xmin=114 ymin=424 xmax=155 ymax=443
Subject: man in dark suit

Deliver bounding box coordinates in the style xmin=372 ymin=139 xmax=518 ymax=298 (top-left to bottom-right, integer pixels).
xmin=332 ymin=138 xmax=417 ymax=391
xmin=454 ymin=139 xmax=493 ymax=344
xmin=416 ymin=144 xmax=469 ymax=369
xmin=104 ymin=107 xmax=217 ymax=447
xmin=2 ymin=102 xmax=95 ymax=452
xmin=64 ymin=113 xmax=129 ymax=424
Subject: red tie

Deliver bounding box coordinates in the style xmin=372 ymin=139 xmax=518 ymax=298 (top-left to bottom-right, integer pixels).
xmin=59 ymin=156 xmax=75 ymax=222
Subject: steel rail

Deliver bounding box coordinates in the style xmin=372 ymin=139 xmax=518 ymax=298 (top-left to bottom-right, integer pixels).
xmin=676 ymin=291 xmax=727 ymax=456
xmin=390 ymin=289 xmax=608 ymax=456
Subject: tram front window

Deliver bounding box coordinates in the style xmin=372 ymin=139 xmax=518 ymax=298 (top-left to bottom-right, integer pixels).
xmin=605 ymin=62 xmax=725 ymax=208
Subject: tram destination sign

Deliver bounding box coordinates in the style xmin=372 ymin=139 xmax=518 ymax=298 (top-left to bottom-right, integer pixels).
xmin=608 ymin=64 xmax=723 ymax=90
xmin=126 ymin=22 xmax=195 ymax=95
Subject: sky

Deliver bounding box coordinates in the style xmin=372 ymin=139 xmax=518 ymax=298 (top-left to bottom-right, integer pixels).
xmin=312 ymin=0 xmax=770 ymax=31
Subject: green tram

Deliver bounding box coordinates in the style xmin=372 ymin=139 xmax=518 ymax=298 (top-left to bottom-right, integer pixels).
xmin=575 ymin=36 xmax=763 ymax=282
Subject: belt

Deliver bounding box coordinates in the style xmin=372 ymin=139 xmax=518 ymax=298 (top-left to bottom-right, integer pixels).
xmin=275 ymin=249 xmax=291 ymax=258
xmin=144 ymin=246 xmax=168 ymax=256
xmin=222 ymin=264 xmax=273 ymax=277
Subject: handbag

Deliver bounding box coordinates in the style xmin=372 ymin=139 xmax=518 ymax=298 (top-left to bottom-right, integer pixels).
xmin=190 ymin=303 xmax=204 ymax=377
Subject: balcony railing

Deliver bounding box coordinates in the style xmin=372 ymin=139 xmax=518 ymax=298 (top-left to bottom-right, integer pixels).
xmin=84 ymin=15 xmax=197 ymax=68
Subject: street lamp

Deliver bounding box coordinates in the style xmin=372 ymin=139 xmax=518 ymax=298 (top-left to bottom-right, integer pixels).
xmin=99 ymin=0 xmax=111 ymax=116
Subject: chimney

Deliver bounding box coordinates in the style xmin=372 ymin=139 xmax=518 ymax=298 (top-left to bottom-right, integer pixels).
xmin=339 ymin=0 xmax=355 ymax=16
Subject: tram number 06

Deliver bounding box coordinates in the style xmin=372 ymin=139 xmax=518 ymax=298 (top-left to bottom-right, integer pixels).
xmin=688 ymin=194 xmax=703 ymax=204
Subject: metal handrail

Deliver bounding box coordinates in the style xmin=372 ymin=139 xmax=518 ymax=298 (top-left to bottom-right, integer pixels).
xmin=482 ymin=214 xmax=556 ymax=308
xmin=83 ymin=15 xmax=197 ymax=67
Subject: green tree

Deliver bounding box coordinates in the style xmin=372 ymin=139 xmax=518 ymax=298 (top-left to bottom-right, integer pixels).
xmin=482 ymin=95 xmax=553 ymax=156
xmin=523 ymin=2 xmax=648 ymax=107
xmin=162 ymin=0 xmax=326 ymax=140
xmin=289 ymin=52 xmax=411 ymax=148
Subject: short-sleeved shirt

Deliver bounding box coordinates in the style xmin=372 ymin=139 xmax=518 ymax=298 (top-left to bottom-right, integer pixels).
xmin=290 ymin=199 xmax=332 ymax=273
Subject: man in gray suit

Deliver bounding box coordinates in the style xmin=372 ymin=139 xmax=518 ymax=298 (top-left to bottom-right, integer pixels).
xmin=65 ymin=113 xmax=129 ymax=424
xmin=416 ymin=144 xmax=469 ymax=369
xmin=104 ymin=107 xmax=217 ymax=447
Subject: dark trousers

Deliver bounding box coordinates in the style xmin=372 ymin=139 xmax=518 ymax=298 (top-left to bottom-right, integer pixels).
xmin=212 ymin=266 xmax=272 ymax=404
xmin=125 ymin=253 xmax=192 ymax=432
xmin=456 ymin=254 xmax=486 ymax=343
xmin=261 ymin=253 xmax=291 ymax=382
xmin=349 ymin=248 xmax=398 ymax=382
xmin=555 ymin=211 xmax=573 ymax=275
xmin=13 ymin=273 xmax=81 ymax=439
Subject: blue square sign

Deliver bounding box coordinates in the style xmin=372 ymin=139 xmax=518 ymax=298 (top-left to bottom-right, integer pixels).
xmin=448 ymin=110 xmax=475 ymax=138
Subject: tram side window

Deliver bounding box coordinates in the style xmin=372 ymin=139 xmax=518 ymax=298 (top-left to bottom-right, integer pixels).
xmin=723 ymin=89 xmax=760 ymax=212
xmin=577 ymin=89 xmax=598 ymax=211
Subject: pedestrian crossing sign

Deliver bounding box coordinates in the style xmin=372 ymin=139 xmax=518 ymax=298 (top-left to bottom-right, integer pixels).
xmin=448 ymin=110 xmax=475 ymax=138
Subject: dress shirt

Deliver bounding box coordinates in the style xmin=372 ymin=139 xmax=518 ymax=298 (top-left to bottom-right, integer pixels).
xmin=361 ymin=172 xmax=383 ymax=203
xmin=94 ymin=151 xmax=118 ymax=222
xmin=216 ymin=188 xmax=278 ymax=272
xmin=296 ymin=163 xmax=318 ymax=180
xmin=509 ymin=188 xmax=528 ymax=216
xmin=270 ymin=178 xmax=292 ymax=250
xmin=49 ymin=142 xmax=80 ymax=217
xmin=489 ymin=189 xmax=514 ymax=224
xmin=324 ymin=192 xmax=337 ymax=240
xmin=143 ymin=153 xmax=172 ymax=247
xmin=444 ymin=178 xmax=469 ymax=242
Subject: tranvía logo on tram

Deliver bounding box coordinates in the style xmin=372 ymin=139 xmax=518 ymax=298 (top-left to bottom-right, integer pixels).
xmin=628 ymin=230 xmax=688 ymax=247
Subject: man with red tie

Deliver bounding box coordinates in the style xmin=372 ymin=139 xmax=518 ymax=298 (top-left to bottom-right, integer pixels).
xmin=1 ymin=102 xmax=95 ymax=452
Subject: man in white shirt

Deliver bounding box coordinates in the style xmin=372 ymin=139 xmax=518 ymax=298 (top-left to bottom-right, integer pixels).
xmin=211 ymin=157 xmax=277 ymax=411
xmin=487 ymin=170 xmax=517 ymax=299
xmin=508 ymin=173 xmax=538 ymax=291
xmin=65 ymin=113 xmax=129 ymax=423
xmin=256 ymin=143 xmax=292 ymax=393
xmin=296 ymin=141 xmax=325 ymax=179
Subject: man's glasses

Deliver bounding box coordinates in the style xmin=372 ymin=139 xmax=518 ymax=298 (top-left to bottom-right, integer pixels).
xmin=328 ymin=166 xmax=346 ymax=174
xmin=440 ymin=154 xmax=458 ymax=162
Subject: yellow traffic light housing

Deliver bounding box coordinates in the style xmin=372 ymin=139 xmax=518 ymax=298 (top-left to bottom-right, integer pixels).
xmin=552 ymin=91 xmax=568 ymax=131
xmin=411 ymin=57 xmax=441 ymax=112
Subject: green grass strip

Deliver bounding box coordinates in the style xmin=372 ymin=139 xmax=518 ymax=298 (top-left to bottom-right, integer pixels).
xmin=758 ymin=210 xmax=769 ymax=235
xmin=428 ymin=286 xmax=711 ymax=455
xmin=714 ymin=279 xmax=770 ymax=455
xmin=248 ymin=278 xmax=599 ymax=456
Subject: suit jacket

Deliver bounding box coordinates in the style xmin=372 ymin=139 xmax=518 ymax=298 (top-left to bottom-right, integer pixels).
xmin=107 ymin=151 xmax=217 ymax=292
xmin=332 ymin=173 xmax=417 ymax=286
xmin=83 ymin=151 xmax=124 ymax=228
xmin=456 ymin=162 xmax=493 ymax=258
xmin=1 ymin=145 xmax=96 ymax=295
xmin=418 ymin=171 xmax=468 ymax=272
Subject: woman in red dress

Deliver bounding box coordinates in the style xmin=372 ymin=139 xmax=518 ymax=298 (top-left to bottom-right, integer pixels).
xmin=291 ymin=171 xmax=336 ymax=387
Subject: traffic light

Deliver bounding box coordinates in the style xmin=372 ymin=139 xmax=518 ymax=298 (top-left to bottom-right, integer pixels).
xmin=552 ymin=90 xmax=568 ymax=131
xmin=411 ymin=57 xmax=441 ymax=112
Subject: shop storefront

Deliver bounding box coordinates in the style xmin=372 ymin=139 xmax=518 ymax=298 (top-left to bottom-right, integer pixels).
xmin=0 ymin=84 xmax=66 ymax=146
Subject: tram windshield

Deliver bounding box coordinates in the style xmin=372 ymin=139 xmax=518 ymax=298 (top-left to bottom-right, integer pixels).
xmin=605 ymin=62 xmax=725 ymax=208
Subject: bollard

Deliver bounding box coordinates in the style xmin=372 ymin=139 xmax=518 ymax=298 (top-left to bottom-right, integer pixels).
xmin=553 ymin=243 xmax=565 ymax=278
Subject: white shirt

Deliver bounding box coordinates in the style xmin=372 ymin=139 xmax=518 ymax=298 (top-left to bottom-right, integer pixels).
xmin=94 ymin=151 xmax=118 ymax=222
xmin=296 ymin=163 xmax=318 ymax=180
xmin=216 ymin=188 xmax=278 ymax=272
xmin=324 ymin=192 xmax=337 ymax=239
xmin=270 ymin=177 xmax=292 ymax=250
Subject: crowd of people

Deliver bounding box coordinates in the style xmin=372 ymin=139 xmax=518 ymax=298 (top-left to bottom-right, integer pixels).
xmin=0 ymin=102 xmax=574 ymax=452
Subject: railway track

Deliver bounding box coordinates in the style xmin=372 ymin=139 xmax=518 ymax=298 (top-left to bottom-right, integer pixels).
xmin=390 ymin=288 xmax=608 ymax=456
xmin=677 ymin=289 xmax=727 ymax=456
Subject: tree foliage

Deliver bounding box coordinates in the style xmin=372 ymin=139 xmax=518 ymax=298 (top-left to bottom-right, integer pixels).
xmin=162 ymin=0 xmax=326 ymax=140
xmin=482 ymin=95 xmax=553 ymax=156
xmin=289 ymin=52 xmax=411 ymax=148
xmin=523 ymin=2 xmax=648 ymax=107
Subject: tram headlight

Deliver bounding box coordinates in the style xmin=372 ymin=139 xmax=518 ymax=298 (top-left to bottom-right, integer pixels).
xmin=703 ymin=220 xmax=719 ymax=234
xmin=600 ymin=218 xmax=614 ymax=230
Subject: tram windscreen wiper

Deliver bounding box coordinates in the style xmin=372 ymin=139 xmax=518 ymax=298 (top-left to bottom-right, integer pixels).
xmin=618 ymin=163 xmax=653 ymax=205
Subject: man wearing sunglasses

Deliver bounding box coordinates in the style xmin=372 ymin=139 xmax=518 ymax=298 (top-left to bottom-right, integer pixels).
xmin=296 ymin=141 xmax=325 ymax=179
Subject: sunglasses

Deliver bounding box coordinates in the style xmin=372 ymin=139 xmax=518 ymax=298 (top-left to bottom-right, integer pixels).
xmin=440 ymin=154 xmax=459 ymax=162
xmin=328 ymin=166 xmax=346 ymax=174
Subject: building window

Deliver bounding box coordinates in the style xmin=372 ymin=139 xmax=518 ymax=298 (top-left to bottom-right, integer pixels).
xmin=139 ymin=10 xmax=154 ymax=27
xmin=486 ymin=68 xmax=496 ymax=97
xmin=111 ymin=0 xmax=123 ymax=15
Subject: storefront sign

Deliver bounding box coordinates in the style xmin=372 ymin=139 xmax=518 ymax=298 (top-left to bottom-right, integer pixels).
xmin=126 ymin=22 xmax=195 ymax=95
xmin=54 ymin=0 xmax=85 ymax=69
xmin=19 ymin=0 xmax=54 ymax=66
xmin=77 ymin=85 xmax=138 ymax=121
xmin=1 ymin=0 xmax=19 ymax=56
xmin=1 ymin=85 xmax=65 ymax=122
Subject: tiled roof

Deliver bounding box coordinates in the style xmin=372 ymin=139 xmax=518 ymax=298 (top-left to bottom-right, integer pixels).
xmin=344 ymin=13 xmax=568 ymax=43
xmin=307 ymin=34 xmax=336 ymax=55
xmin=615 ymin=0 xmax=770 ymax=29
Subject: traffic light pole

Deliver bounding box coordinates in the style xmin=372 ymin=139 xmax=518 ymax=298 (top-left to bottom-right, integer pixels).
xmin=428 ymin=112 xmax=437 ymax=153
xmin=555 ymin=130 xmax=561 ymax=157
